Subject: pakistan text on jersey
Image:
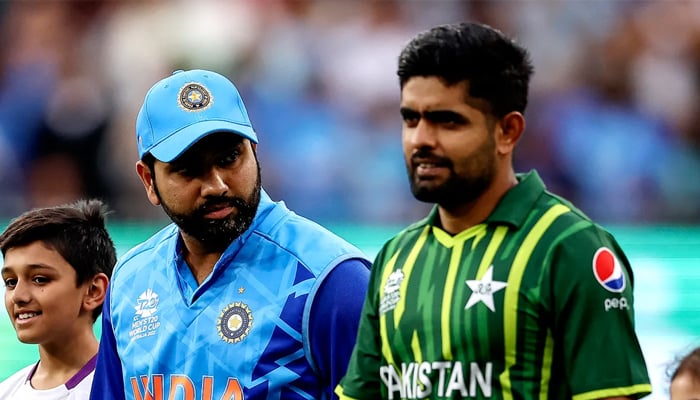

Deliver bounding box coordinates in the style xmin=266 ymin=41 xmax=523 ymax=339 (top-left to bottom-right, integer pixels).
xmin=380 ymin=361 xmax=492 ymax=399
xmin=130 ymin=374 xmax=243 ymax=400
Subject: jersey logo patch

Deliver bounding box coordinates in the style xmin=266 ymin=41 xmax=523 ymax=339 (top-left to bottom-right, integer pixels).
xmin=592 ymin=247 xmax=626 ymax=292
xmin=178 ymin=82 xmax=212 ymax=111
xmin=465 ymin=265 xmax=507 ymax=312
xmin=130 ymin=288 xmax=161 ymax=340
xmin=380 ymin=269 xmax=404 ymax=315
xmin=218 ymin=302 xmax=253 ymax=344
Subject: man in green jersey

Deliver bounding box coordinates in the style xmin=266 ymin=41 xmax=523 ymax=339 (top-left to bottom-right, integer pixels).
xmin=336 ymin=22 xmax=652 ymax=400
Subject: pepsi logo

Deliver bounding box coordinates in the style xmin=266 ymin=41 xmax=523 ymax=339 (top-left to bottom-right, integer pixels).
xmin=592 ymin=247 xmax=626 ymax=293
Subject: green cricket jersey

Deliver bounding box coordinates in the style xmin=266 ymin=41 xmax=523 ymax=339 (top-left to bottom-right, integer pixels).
xmin=337 ymin=171 xmax=651 ymax=400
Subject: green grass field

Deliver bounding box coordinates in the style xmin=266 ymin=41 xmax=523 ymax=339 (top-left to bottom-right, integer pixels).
xmin=1 ymin=223 xmax=699 ymax=400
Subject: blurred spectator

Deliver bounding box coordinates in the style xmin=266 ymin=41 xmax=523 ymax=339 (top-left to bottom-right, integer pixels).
xmin=0 ymin=0 xmax=699 ymax=225
xmin=0 ymin=1 xmax=113 ymax=214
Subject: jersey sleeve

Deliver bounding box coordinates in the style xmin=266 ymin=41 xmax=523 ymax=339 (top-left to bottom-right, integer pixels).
xmin=308 ymin=258 xmax=370 ymax=400
xmin=545 ymin=225 xmax=651 ymax=399
xmin=90 ymin=285 xmax=126 ymax=400
xmin=335 ymin=248 xmax=389 ymax=400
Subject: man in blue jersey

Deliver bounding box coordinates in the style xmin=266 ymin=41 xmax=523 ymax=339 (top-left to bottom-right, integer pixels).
xmin=91 ymin=69 xmax=371 ymax=400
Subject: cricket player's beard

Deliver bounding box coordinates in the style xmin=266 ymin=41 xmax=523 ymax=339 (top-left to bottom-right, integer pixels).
xmin=155 ymin=167 xmax=262 ymax=252
xmin=408 ymin=146 xmax=496 ymax=212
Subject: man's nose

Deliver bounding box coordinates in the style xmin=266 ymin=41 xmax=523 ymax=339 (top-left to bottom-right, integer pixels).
xmin=200 ymin=167 xmax=229 ymax=197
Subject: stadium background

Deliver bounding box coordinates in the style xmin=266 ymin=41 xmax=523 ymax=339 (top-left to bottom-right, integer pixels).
xmin=1 ymin=1 xmax=700 ymax=398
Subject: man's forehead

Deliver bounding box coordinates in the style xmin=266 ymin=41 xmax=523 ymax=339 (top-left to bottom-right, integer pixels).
xmin=192 ymin=132 xmax=245 ymax=147
xmin=170 ymin=133 xmax=246 ymax=164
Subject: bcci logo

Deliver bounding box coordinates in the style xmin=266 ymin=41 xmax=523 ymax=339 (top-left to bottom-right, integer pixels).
xmin=217 ymin=302 xmax=253 ymax=344
xmin=178 ymin=82 xmax=212 ymax=111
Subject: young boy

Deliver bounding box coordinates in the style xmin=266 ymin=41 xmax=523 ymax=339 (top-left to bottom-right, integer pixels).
xmin=671 ymin=346 xmax=700 ymax=399
xmin=0 ymin=199 xmax=116 ymax=399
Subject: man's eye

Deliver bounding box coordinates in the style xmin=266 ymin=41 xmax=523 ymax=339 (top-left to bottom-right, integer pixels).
xmin=218 ymin=151 xmax=240 ymax=166
xmin=171 ymin=165 xmax=196 ymax=177
xmin=3 ymin=278 xmax=17 ymax=288
xmin=441 ymin=120 xmax=460 ymax=129
xmin=402 ymin=115 xmax=419 ymax=127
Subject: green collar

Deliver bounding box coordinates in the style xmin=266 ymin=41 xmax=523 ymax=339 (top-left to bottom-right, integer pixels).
xmin=486 ymin=170 xmax=545 ymax=228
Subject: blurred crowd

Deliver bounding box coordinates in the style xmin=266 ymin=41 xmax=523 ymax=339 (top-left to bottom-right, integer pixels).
xmin=1 ymin=0 xmax=700 ymax=225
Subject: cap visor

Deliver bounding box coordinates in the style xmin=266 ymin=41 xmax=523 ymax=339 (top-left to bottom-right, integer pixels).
xmin=149 ymin=120 xmax=257 ymax=162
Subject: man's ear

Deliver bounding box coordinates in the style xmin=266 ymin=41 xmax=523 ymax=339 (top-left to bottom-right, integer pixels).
xmin=83 ymin=273 xmax=109 ymax=314
xmin=496 ymin=111 xmax=525 ymax=155
xmin=136 ymin=160 xmax=161 ymax=206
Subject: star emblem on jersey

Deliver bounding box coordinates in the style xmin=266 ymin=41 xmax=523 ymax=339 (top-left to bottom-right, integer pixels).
xmin=464 ymin=265 xmax=507 ymax=312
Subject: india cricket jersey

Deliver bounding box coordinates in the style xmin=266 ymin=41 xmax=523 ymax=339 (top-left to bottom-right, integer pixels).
xmin=92 ymin=190 xmax=371 ymax=400
xmin=338 ymin=171 xmax=651 ymax=400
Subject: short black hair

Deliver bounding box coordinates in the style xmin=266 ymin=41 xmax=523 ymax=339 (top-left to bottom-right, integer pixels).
xmin=0 ymin=199 xmax=117 ymax=321
xmin=397 ymin=22 xmax=534 ymax=118
xmin=141 ymin=152 xmax=156 ymax=171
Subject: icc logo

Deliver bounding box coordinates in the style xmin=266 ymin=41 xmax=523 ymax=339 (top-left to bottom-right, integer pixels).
xmin=592 ymin=247 xmax=626 ymax=293
xmin=134 ymin=288 xmax=159 ymax=318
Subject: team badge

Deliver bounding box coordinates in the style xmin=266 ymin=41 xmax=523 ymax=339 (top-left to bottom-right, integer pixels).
xmin=178 ymin=82 xmax=212 ymax=111
xmin=592 ymin=247 xmax=626 ymax=292
xmin=465 ymin=265 xmax=507 ymax=312
xmin=217 ymin=302 xmax=253 ymax=344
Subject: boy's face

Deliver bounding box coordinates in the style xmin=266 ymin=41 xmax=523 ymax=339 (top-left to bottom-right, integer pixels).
xmin=671 ymin=371 xmax=700 ymax=400
xmin=2 ymin=241 xmax=91 ymax=347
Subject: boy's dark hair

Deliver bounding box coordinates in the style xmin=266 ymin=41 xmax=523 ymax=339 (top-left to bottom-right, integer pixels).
xmin=0 ymin=199 xmax=117 ymax=321
xmin=397 ymin=22 xmax=534 ymax=118
xmin=671 ymin=346 xmax=700 ymax=383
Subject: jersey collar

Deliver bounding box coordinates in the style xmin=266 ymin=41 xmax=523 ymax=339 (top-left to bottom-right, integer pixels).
xmin=485 ymin=170 xmax=546 ymax=228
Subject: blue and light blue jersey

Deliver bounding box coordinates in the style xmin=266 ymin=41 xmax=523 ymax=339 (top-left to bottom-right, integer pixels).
xmin=91 ymin=191 xmax=371 ymax=400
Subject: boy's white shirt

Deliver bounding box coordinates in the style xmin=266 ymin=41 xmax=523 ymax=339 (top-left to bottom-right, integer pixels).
xmin=0 ymin=363 xmax=94 ymax=400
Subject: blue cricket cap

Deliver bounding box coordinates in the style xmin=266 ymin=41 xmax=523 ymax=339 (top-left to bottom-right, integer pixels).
xmin=136 ymin=69 xmax=258 ymax=162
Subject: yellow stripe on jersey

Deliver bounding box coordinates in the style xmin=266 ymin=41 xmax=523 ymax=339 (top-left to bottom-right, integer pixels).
xmin=411 ymin=329 xmax=422 ymax=364
xmin=394 ymin=226 xmax=430 ymax=329
xmin=441 ymin=235 xmax=465 ymax=360
xmin=501 ymin=204 xmax=570 ymax=399
xmin=379 ymin=250 xmax=400 ymax=367
xmin=334 ymin=385 xmax=360 ymax=400
xmin=379 ymin=225 xmax=430 ymax=369
xmin=474 ymin=225 xmax=508 ymax=284
xmin=539 ymin=330 xmax=554 ymax=400
xmin=434 ymin=224 xmax=488 ymax=359
xmin=572 ymin=383 xmax=653 ymax=400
